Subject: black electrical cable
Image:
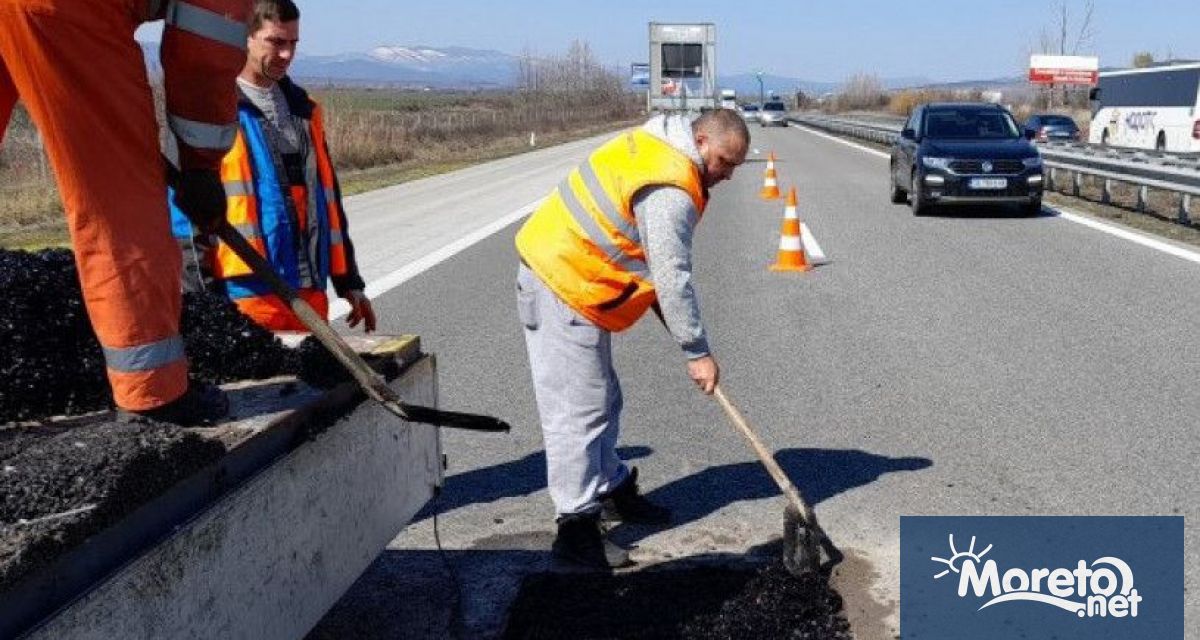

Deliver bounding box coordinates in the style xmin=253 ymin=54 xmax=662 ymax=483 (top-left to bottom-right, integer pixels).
xmin=431 ymin=486 xmax=466 ymax=639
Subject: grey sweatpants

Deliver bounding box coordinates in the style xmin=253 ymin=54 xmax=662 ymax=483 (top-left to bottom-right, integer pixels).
xmin=517 ymin=263 xmax=630 ymax=517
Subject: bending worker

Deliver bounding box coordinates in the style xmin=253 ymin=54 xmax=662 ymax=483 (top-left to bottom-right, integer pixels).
xmin=0 ymin=0 xmax=250 ymax=425
xmin=515 ymin=109 xmax=749 ymax=568
xmin=171 ymin=0 xmax=374 ymax=333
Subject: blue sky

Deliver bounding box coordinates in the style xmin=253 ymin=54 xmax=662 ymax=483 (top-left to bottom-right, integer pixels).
xmin=143 ymin=0 xmax=1198 ymax=82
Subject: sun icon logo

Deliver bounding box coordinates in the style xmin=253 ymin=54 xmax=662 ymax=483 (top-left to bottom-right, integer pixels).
xmin=931 ymin=534 xmax=993 ymax=580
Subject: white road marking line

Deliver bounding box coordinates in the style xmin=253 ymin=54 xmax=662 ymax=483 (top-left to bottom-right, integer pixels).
xmin=329 ymin=199 xmax=542 ymax=320
xmin=788 ymin=122 xmax=889 ymax=159
xmin=787 ymin=121 xmax=1200 ymax=266
xmin=1050 ymin=207 xmax=1200 ymax=265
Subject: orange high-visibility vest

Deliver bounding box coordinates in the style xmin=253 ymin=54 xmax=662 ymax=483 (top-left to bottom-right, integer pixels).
xmin=211 ymin=101 xmax=349 ymax=286
xmin=515 ymin=128 xmax=707 ymax=332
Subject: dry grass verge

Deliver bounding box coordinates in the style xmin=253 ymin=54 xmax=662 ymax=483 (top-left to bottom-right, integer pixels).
xmin=1 ymin=88 xmax=641 ymax=249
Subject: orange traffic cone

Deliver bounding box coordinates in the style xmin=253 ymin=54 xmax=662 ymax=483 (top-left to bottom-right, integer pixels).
xmin=760 ymin=165 xmax=781 ymax=200
xmin=766 ymin=151 xmax=777 ymax=172
xmin=770 ymin=187 xmax=810 ymax=272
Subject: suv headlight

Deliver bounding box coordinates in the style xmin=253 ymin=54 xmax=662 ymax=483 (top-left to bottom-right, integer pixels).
xmin=921 ymin=157 xmax=951 ymax=170
xmin=1022 ymin=156 xmax=1043 ymax=169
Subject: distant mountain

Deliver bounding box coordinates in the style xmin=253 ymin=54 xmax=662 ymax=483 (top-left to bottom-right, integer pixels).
xmin=138 ymin=40 xmax=1053 ymax=95
xmin=717 ymin=73 xmax=838 ymax=99
xmin=139 ymin=42 xmax=519 ymax=89
xmin=716 ymin=73 xmax=942 ymax=99
xmin=292 ymin=45 xmax=519 ymax=88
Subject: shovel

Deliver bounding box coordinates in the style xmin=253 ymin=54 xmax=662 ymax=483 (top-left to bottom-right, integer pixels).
xmin=711 ymin=384 xmax=842 ymax=576
xmin=211 ymin=220 xmax=510 ymax=433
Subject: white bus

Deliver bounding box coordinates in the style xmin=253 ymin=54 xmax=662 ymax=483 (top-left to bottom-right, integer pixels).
xmin=1087 ymin=63 xmax=1200 ymax=153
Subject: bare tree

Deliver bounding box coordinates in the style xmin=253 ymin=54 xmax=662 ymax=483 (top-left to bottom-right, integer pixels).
xmin=831 ymin=73 xmax=888 ymax=113
xmin=1032 ymin=0 xmax=1097 ymax=109
xmin=1132 ymin=52 xmax=1155 ymax=68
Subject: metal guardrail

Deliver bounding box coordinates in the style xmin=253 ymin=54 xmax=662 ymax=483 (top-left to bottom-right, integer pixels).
xmin=789 ymin=114 xmax=1200 ymax=221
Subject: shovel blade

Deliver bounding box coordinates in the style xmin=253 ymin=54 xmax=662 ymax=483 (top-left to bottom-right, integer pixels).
xmin=782 ymin=504 xmax=844 ymax=577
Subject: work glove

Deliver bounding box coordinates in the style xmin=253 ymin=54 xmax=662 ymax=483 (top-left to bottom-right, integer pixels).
xmin=344 ymin=290 xmax=377 ymax=333
xmin=172 ymin=168 xmax=227 ymax=233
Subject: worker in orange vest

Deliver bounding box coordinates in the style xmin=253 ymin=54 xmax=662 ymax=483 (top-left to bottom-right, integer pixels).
xmin=170 ymin=0 xmax=375 ymax=334
xmin=515 ymin=109 xmax=749 ymax=568
xmin=0 ymin=0 xmax=251 ymax=425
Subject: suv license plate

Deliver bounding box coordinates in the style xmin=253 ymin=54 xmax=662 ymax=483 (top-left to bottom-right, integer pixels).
xmin=969 ymin=178 xmax=1007 ymax=190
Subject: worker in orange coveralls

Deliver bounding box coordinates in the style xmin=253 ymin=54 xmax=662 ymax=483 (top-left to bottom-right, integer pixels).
xmin=0 ymin=0 xmax=251 ymax=425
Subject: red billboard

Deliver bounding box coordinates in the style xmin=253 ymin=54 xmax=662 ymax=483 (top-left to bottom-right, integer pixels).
xmin=1028 ymin=55 xmax=1100 ymax=86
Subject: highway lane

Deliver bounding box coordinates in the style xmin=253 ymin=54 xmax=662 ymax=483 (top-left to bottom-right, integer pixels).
xmin=337 ymin=131 xmax=614 ymax=286
xmin=312 ymin=123 xmax=1200 ymax=639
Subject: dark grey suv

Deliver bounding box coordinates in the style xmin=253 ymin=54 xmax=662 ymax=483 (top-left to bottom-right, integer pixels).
xmin=890 ymin=103 xmax=1044 ymax=216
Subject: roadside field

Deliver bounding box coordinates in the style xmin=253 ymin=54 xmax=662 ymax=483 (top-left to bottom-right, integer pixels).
xmin=0 ymin=87 xmax=641 ymax=249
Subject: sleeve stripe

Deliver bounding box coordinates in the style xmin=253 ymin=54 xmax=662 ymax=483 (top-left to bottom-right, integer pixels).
xmin=168 ymin=114 xmax=238 ymax=151
xmin=164 ymin=1 xmax=248 ymax=50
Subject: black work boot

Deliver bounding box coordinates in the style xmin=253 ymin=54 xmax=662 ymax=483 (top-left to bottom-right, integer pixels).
xmin=599 ymin=467 xmax=671 ymax=525
xmin=552 ymin=512 xmax=632 ymax=569
xmin=118 ymin=381 xmax=230 ymax=427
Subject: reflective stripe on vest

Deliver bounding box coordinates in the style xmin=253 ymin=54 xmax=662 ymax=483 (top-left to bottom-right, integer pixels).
xmin=555 ymin=173 xmax=648 ymax=278
xmin=102 ymin=335 xmax=186 ymax=373
xmin=515 ymin=128 xmax=706 ymax=332
xmin=163 ymin=0 xmax=248 ymax=49
xmin=223 ymin=178 xmax=254 ymax=198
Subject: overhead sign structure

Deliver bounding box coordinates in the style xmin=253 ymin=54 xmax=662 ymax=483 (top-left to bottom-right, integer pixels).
xmin=1029 ymin=55 xmax=1099 ymax=85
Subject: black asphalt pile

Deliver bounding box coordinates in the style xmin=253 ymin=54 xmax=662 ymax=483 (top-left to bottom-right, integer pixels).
xmin=1 ymin=248 xmax=301 ymax=424
xmin=297 ymin=335 xmax=355 ymax=389
xmin=0 ymin=419 xmax=225 ymax=593
xmin=503 ymin=564 xmax=852 ymax=640
xmin=296 ymin=336 xmax=399 ymax=390
xmin=0 ymin=249 xmax=110 ymax=423
xmin=181 ymin=289 xmax=300 ymax=383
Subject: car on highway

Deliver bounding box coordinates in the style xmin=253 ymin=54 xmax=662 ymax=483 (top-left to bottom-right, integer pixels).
xmin=1023 ymin=114 xmax=1082 ymax=142
xmin=738 ymin=103 xmax=760 ymax=122
xmin=889 ymin=103 xmax=1044 ymax=216
xmin=759 ymin=100 xmax=788 ymax=127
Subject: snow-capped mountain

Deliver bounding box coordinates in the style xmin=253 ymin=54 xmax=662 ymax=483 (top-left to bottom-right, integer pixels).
xmin=140 ymin=42 xmax=519 ymax=88
xmin=292 ymin=45 xmax=519 ymax=88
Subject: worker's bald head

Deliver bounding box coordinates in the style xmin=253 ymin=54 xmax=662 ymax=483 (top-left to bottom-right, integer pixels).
xmin=691 ymin=109 xmax=750 ymax=188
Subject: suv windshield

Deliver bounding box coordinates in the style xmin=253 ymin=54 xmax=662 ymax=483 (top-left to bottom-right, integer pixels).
xmin=924 ymin=108 xmax=1019 ymax=140
xmin=763 ymin=102 xmax=786 ymax=111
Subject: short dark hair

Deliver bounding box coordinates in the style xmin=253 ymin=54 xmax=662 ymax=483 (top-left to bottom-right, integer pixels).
xmin=249 ymin=0 xmax=300 ymax=33
xmin=693 ymin=108 xmax=750 ymax=147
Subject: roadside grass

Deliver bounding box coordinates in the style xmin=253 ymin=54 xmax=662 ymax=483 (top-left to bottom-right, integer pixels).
xmin=1 ymin=88 xmax=641 ymax=249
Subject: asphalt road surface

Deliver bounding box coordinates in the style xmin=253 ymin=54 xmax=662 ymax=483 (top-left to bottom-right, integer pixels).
xmin=309 ymin=122 xmax=1199 ymax=639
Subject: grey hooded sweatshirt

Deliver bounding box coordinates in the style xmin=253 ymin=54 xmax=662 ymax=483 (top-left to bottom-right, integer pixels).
xmin=633 ymin=115 xmax=710 ymax=360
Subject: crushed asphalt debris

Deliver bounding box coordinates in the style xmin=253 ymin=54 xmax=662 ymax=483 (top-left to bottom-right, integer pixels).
xmin=296 ymin=336 xmax=400 ymax=390
xmin=297 ymin=335 xmax=356 ymax=389
xmin=1 ymin=248 xmax=300 ymax=424
xmin=181 ymin=287 xmax=300 ymax=383
xmin=0 ymin=419 xmax=225 ymax=594
xmin=0 ymin=249 xmax=110 ymax=423
xmin=503 ymin=563 xmax=853 ymax=640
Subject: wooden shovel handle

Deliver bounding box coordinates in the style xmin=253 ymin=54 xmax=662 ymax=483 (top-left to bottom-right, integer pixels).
xmin=713 ymin=384 xmax=818 ymax=526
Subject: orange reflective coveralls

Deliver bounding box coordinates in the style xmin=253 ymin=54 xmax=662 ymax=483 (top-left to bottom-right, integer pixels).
xmin=0 ymin=0 xmax=250 ymax=410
